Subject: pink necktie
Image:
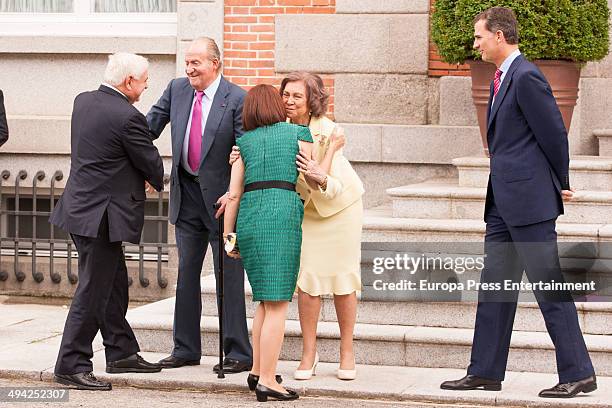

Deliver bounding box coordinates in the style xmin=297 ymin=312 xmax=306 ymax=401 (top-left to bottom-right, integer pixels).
xmin=493 ymin=69 xmax=503 ymax=97
xmin=187 ymin=91 xmax=204 ymax=172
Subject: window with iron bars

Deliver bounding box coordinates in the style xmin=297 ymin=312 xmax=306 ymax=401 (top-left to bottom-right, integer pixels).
xmin=0 ymin=195 xmax=170 ymax=262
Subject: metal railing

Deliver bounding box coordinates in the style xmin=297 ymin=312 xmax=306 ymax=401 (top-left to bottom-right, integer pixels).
xmin=0 ymin=169 xmax=172 ymax=288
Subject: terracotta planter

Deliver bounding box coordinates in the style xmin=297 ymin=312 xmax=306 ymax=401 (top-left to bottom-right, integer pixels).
xmin=468 ymin=59 xmax=581 ymax=149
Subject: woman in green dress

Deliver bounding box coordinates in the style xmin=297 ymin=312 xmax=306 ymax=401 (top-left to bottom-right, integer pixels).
xmin=223 ymin=84 xmax=313 ymax=402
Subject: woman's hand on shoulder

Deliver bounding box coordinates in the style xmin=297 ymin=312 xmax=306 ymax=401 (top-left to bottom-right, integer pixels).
xmin=329 ymin=126 xmax=346 ymax=153
xmin=229 ymin=145 xmax=241 ymax=165
xmin=296 ymin=150 xmax=327 ymax=186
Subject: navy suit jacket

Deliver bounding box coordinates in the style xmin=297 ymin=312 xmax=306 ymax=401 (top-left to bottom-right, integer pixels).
xmin=146 ymin=76 xmax=246 ymax=225
xmin=50 ymin=86 xmax=164 ymax=244
xmin=484 ymin=54 xmax=569 ymax=227
xmin=0 ymin=90 xmax=8 ymax=147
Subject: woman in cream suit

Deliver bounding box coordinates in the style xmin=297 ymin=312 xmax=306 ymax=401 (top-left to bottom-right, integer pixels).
xmin=286 ymin=72 xmax=364 ymax=381
xmin=230 ymin=72 xmax=364 ymax=381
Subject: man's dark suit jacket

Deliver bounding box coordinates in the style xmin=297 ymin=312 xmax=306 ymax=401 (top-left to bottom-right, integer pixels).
xmin=50 ymin=85 xmax=164 ymax=244
xmin=146 ymin=76 xmax=246 ymax=224
xmin=485 ymin=54 xmax=569 ymax=226
xmin=0 ymin=90 xmax=8 ymax=147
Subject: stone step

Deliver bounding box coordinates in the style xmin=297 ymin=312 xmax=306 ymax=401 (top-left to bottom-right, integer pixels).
xmin=65 ymin=354 xmax=612 ymax=407
xmin=362 ymin=207 xmax=611 ymax=242
xmin=594 ymin=128 xmax=612 ymax=157
xmin=199 ymin=275 xmax=611 ymax=335
xmin=387 ymin=180 xmax=612 ymax=224
xmin=128 ymin=298 xmax=612 ymax=375
xmin=453 ymin=155 xmax=612 ymax=191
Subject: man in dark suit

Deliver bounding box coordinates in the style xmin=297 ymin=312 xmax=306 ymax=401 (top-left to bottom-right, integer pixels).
xmin=0 ymin=89 xmax=8 ymax=146
xmin=51 ymin=53 xmax=164 ymax=391
xmin=147 ymin=37 xmax=252 ymax=372
xmin=441 ymin=7 xmax=596 ymax=398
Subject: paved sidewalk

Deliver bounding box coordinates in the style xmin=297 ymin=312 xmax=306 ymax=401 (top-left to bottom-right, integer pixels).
xmin=1 ymin=301 xmax=610 ymax=407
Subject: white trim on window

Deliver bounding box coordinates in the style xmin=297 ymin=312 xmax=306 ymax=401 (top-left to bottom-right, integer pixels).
xmin=0 ymin=12 xmax=177 ymax=36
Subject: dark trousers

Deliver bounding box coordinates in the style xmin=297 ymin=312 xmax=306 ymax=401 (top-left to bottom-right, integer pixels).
xmin=171 ymin=173 xmax=252 ymax=362
xmin=54 ymin=212 xmax=139 ymax=375
xmin=467 ymin=201 xmax=594 ymax=383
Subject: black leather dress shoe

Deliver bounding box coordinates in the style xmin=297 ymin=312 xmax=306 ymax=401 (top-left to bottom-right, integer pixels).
xmin=539 ymin=375 xmax=597 ymax=398
xmin=54 ymin=372 xmax=112 ymax=391
xmin=158 ymin=355 xmax=200 ymax=369
xmin=213 ymin=358 xmax=252 ymax=374
xmin=106 ymin=353 xmax=162 ymax=374
xmin=255 ymin=383 xmax=298 ymax=402
xmin=247 ymin=374 xmax=283 ymax=391
xmin=440 ymin=374 xmax=502 ymax=391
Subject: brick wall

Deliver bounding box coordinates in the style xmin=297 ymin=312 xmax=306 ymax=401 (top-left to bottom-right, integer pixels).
xmin=428 ymin=0 xmax=470 ymax=77
xmin=223 ymin=0 xmax=336 ymax=115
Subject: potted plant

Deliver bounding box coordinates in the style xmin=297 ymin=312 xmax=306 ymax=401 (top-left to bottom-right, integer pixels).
xmin=431 ymin=0 xmax=610 ymax=148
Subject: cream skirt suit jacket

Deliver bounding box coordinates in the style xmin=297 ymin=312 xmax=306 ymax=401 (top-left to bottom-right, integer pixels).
xmin=296 ymin=115 xmax=364 ymax=296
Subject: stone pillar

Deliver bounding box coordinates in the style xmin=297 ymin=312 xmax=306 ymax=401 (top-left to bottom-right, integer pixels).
xmin=176 ymin=0 xmax=224 ymax=76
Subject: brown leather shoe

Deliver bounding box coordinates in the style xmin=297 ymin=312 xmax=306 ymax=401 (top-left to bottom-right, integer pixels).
xmin=440 ymin=374 xmax=502 ymax=391
xmin=539 ymin=375 xmax=597 ymax=398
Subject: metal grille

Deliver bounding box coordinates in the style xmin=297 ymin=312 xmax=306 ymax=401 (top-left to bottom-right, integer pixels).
xmin=0 ymin=169 xmax=172 ymax=288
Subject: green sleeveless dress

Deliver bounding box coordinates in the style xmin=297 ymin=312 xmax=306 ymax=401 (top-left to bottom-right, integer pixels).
xmin=236 ymin=122 xmax=313 ymax=301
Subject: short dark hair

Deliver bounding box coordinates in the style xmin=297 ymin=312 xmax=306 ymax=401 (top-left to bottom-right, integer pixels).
xmin=242 ymin=84 xmax=287 ymax=131
xmin=474 ymin=7 xmax=519 ymax=45
xmin=280 ymin=71 xmax=330 ymax=118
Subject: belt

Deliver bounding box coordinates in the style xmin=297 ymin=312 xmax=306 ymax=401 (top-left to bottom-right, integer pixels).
xmin=244 ymin=180 xmax=296 ymax=193
xmin=179 ymin=167 xmax=200 ymax=183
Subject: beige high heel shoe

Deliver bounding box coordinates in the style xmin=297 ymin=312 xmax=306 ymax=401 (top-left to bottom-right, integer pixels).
xmin=293 ymin=353 xmax=319 ymax=380
xmin=337 ymin=359 xmax=356 ymax=380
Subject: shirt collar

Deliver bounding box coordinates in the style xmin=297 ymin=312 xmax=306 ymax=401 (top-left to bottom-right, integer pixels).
xmin=196 ymin=73 xmax=222 ymax=100
xmin=102 ymin=83 xmax=129 ymax=100
xmin=499 ymin=49 xmax=521 ymax=76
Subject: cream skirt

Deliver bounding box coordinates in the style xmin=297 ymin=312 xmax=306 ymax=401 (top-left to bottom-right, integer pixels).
xmin=296 ymin=198 xmax=363 ymax=296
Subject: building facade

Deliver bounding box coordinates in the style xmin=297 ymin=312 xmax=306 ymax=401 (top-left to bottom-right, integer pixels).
xmin=1 ymin=0 xmax=612 ymax=300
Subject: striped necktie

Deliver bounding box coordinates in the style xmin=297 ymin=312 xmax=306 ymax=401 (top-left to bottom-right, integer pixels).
xmin=493 ymin=69 xmax=503 ymax=97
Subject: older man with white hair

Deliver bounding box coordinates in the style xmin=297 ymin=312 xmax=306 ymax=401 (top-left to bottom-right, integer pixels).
xmin=50 ymin=52 xmax=165 ymax=391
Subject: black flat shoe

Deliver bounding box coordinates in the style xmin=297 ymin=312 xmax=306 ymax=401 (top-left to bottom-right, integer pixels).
xmin=247 ymin=373 xmax=283 ymax=391
xmin=106 ymin=353 xmax=162 ymax=374
xmin=539 ymin=375 xmax=597 ymax=398
xmin=158 ymin=355 xmax=200 ymax=369
xmin=213 ymin=358 xmax=252 ymax=374
xmin=255 ymin=383 xmax=298 ymax=402
xmin=440 ymin=374 xmax=502 ymax=391
xmin=54 ymin=372 xmax=112 ymax=391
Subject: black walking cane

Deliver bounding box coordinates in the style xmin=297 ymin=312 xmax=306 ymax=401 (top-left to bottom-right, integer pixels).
xmin=213 ymin=202 xmax=225 ymax=379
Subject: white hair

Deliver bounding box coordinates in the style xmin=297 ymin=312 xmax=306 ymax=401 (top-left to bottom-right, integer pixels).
xmin=103 ymin=53 xmax=149 ymax=86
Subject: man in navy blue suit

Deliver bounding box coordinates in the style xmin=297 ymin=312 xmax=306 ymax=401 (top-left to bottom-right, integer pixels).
xmin=147 ymin=37 xmax=252 ymax=373
xmin=440 ymin=7 xmax=596 ymax=398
